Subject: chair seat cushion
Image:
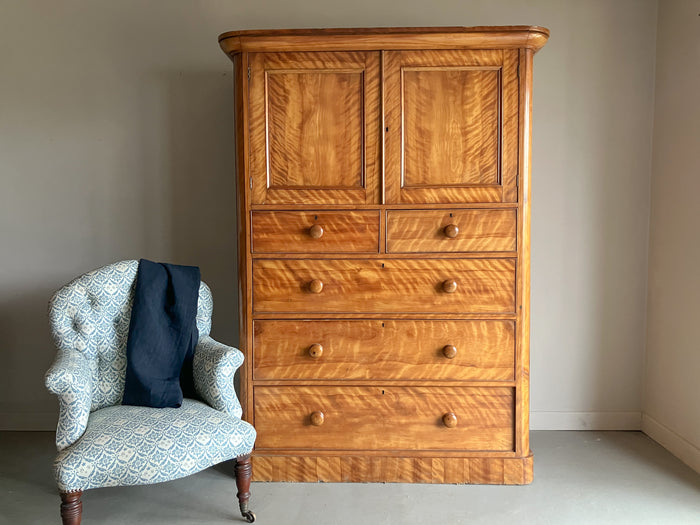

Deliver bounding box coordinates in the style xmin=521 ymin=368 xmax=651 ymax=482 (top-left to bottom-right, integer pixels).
xmin=54 ymin=399 xmax=256 ymax=491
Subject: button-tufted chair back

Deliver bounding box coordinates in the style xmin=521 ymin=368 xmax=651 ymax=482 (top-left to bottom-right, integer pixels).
xmin=48 ymin=260 xmax=213 ymax=411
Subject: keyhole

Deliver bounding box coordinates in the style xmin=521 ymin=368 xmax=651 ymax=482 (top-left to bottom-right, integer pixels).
xmin=314 ymin=215 xmax=318 ymax=220
xmin=449 ymin=213 xmax=453 ymax=217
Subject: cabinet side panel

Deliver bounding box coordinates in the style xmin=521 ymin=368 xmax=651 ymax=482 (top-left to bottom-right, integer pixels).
xmin=234 ymin=53 xmax=254 ymax=423
xmin=515 ymin=48 xmax=534 ymax=457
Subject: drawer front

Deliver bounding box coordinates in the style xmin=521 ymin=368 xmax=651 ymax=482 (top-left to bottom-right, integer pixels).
xmin=254 ymin=320 xmax=514 ymax=381
xmin=252 ymin=258 xmax=516 ymax=314
xmin=252 ymin=211 xmax=380 ymax=254
xmin=254 ymin=386 xmax=514 ymax=451
xmin=386 ymin=209 xmax=516 ymax=253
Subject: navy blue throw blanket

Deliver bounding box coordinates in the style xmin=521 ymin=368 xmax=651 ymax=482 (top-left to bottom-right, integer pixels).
xmin=122 ymin=259 xmax=200 ymax=408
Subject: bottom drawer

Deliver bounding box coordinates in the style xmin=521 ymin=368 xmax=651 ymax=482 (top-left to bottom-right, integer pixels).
xmin=254 ymin=386 xmax=514 ymax=452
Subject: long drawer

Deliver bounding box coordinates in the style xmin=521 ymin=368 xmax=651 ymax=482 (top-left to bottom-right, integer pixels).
xmin=252 ymin=210 xmax=380 ymax=253
xmin=254 ymin=386 xmax=515 ymax=451
xmin=387 ymin=209 xmax=516 ymax=253
xmin=253 ymin=320 xmax=515 ymax=381
xmin=252 ymin=258 xmax=516 ymax=314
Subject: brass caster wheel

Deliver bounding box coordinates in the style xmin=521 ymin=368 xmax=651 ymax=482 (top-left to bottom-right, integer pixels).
xmin=242 ymin=510 xmax=256 ymax=523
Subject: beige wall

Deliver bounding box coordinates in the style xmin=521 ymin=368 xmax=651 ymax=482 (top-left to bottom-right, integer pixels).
xmin=0 ymin=0 xmax=657 ymax=430
xmin=643 ymin=0 xmax=700 ymax=472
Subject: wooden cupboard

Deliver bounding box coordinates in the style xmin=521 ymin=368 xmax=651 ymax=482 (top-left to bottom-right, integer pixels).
xmin=219 ymin=26 xmax=549 ymax=484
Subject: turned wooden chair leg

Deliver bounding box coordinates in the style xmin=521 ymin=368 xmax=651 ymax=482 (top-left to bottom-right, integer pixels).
xmin=234 ymin=454 xmax=255 ymax=523
xmin=60 ymin=491 xmax=82 ymax=525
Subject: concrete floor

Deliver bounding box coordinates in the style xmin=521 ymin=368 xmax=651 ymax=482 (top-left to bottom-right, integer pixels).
xmin=1 ymin=431 xmax=699 ymax=524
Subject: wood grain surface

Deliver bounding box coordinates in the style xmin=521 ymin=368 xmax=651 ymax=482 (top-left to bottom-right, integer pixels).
xmin=384 ymin=50 xmax=520 ymax=204
xmin=233 ymin=53 xmax=253 ymax=422
xmin=252 ymin=258 xmax=516 ymax=314
xmin=386 ymin=209 xmax=516 ymax=253
xmin=248 ymin=52 xmax=380 ymax=205
xmin=253 ymin=319 xmax=515 ymax=381
xmin=219 ymin=26 xmax=550 ymax=55
xmin=254 ymin=386 xmax=514 ymax=451
xmin=403 ymin=68 xmax=499 ymax=186
xmin=267 ymin=71 xmax=363 ymax=188
xmin=220 ymin=27 xmax=547 ymax=485
xmin=251 ymin=454 xmax=533 ymax=484
xmin=501 ymin=49 xmax=521 ymax=202
xmin=252 ymin=210 xmax=379 ymax=253
xmin=515 ymin=48 xmax=535 ymax=457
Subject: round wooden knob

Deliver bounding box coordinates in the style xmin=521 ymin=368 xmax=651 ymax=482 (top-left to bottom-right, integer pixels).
xmin=308 ymin=343 xmax=324 ymax=358
xmin=310 ymin=411 xmax=325 ymax=426
xmin=443 ymin=224 xmax=459 ymax=238
xmin=308 ymin=279 xmax=324 ymax=294
xmin=442 ymin=345 xmax=457 ymax=359
xmin=442 ymin=412 xmax=458 ymax=428
xmin=442 ymin=280 xmax=458 ymax=293
xmin=308 ymin=224 xmax=324 ymax=239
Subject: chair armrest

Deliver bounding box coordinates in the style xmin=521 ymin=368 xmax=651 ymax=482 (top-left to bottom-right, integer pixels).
xmin=44 ymin=351 xmax=93 ymax=450
xmin=193 ymin=336 xmax=244 ymax=418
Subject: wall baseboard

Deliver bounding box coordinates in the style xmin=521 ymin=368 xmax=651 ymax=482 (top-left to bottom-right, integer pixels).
xmin=642 ymin=414 xmax=700 ymax=475
xmin=0 ymin=412 xmax=56 ymax=431
xmin=530 ymin=411 xmax=642 ymax=430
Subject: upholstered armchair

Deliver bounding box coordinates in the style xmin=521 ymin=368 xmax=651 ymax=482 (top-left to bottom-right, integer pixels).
xmin=45 ymin=260 xmax=257 ymax=524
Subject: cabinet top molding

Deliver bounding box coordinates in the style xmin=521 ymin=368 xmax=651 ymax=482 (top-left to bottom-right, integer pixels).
xmin=218 ymin=26 xmax=550 ymax=57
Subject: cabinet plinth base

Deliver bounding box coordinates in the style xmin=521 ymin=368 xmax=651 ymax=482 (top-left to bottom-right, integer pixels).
xmin=252 ymin=454 xmax=533 ymax=484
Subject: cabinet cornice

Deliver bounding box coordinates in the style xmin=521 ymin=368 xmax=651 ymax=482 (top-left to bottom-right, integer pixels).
xmin=219 ymin=26 xmax=550 ymax=57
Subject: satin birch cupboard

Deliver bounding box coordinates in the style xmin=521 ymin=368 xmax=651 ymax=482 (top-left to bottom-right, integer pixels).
xmin=219 ymin=26 xmax=549 ymax=484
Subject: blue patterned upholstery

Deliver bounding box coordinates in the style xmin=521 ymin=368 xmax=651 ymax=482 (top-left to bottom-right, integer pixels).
xmin=193 ymin=336 xmax=244 ymax=418
xmin=54 ymin=400 xmax=256 ymax=491
xmin=45 ymin=260 xmax=255 ymax=493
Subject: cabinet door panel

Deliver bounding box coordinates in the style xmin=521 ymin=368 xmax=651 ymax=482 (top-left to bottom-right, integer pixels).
xmin=404 ymin=68 xmax=499 ymax=187
xmin=249 ymin=52 xmax=381 ymax=205
xmin=385 ymin=50 xmax=519 ymax=204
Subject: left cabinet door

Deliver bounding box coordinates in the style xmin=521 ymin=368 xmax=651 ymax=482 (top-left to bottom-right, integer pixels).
xmin=248 ymin=52 xmax=381 ymax=205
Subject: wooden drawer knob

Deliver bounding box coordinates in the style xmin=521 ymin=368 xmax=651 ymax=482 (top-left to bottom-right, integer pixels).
xmin=442 ymin=280 xmax=458 ymax=293
xmin=442 ymin=345 xmax=457 ymax=359
xmin=308 ymin=224 xmax=324 ymax=239
xmin=308 ymin=279 xmax=324 ymax=294
xmin=442 ymin=412 xmax=458 ymax=428
xmin=443 ymin=224 xmax=459 ymax=238
xmin=308 ymin=343 xmax=324 ymax=358
xmin=310 ymin=411 xmax=325 ymax=426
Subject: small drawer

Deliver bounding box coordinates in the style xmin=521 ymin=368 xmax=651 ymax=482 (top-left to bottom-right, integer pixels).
xmin=253 ymin=320 xmax=515 ymax=381
xmin=254 ymin=386 xmax=515 ymax=451
xmin=252 ymin=258 xmax=516 ymax=314
xmin=252 ymin=211 xmax=380 ymax=253
xmin=386 ymin=209 xmax=516 ymax=253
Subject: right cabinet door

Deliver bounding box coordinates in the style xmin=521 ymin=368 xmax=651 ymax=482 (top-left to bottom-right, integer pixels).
xmin=384 ymin=50 xmax=519 ymax=204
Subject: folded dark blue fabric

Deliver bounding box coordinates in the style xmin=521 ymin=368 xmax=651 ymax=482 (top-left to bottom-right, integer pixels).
xmin=122 ymin=259 xmax=200 ymax=408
